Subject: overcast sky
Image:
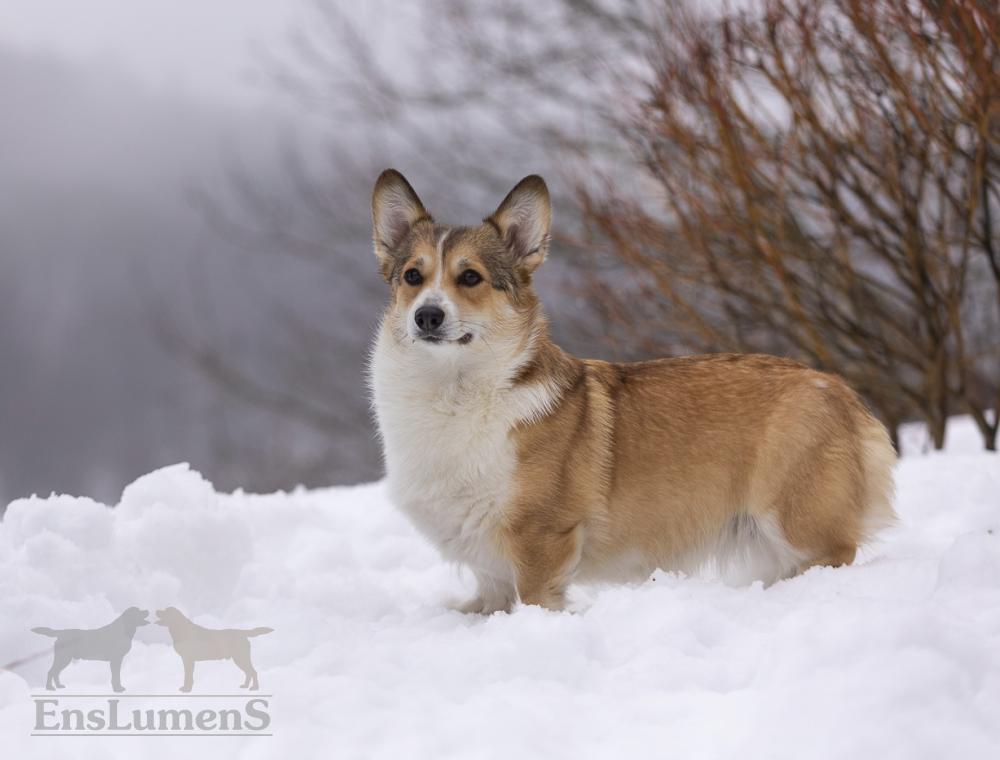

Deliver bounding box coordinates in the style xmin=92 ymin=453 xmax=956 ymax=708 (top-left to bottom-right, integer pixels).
xmin=0 ymin=0 xmax=304 ymax=101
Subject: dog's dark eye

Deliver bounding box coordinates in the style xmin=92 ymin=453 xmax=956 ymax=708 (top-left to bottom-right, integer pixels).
xmin=403 ymin=268 xmax=423 ymax=286
xmin=458 ymin=269 xmax=482 ymax=287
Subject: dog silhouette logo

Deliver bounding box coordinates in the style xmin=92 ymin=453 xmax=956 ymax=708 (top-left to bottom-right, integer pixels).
xmin=30 ymin=606 xmax=274 ymax=693
xmin=155 ymin=607 xmax=273 ymax=692
xmin=31 ymin=607 xmax=150 ymax=692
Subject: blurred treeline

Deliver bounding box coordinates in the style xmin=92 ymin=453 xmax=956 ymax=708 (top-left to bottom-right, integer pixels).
xmin=3 ymin=0 xmax=997 ymax=504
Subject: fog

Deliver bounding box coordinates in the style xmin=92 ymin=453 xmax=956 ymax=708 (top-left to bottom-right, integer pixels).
xmin=6 ymin=0 xmax=994 ymax=505
xmin=0 ymin=1 xmax=592 ymax=504
xmin=0 ymin=0 xmax=297 ymax=99
xmin=1 ymin=44 xmax=298 ymax=501
xmin=1 ymin=2 xmax=354 ymax=503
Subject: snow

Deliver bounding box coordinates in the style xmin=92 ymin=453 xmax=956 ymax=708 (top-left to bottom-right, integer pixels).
xmin=1 ymin=420 xmax=998 ymax=758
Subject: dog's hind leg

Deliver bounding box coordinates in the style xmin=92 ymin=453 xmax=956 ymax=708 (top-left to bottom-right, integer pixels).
xmin=233 ymin=649 xmax=258 ymax=690
xmin=180 ymin=658 xmax=194 ymax=693
xmin=770 ymin=441 xmax=865 ymax=579
xmin=110 ymin=656 xmax=125 ymax=693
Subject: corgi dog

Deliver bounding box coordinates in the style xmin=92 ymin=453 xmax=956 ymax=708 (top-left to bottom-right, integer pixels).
xmin=368 ymin=169 xmax=896 ymax=613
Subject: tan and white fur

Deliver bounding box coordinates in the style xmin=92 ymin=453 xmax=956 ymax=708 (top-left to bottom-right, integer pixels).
xmin=368 ymin=169 xmax=896 ymax=613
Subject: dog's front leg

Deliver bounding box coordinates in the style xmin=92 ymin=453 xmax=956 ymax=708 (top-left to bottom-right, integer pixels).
xmin=47 ymin=652 xmax=70 ymax=690
xmin=454 ymin=571 xmax=517 ymax=615
xmin=110 ymin=656 xmax=125 ymax=693
xmin=180 ymin=658 xmax=194 ymax=693
xmin=509 ymin=522 xmax=584 ymax=612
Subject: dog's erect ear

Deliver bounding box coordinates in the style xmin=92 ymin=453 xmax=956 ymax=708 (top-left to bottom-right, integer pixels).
xmin=488 ymin=175 xmax=551 ymax=275
xmin=372 ymin=169 xmax=431 ymax=281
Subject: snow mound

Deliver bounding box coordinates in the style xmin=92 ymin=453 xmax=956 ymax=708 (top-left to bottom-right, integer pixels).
xmin=1 ymin=437 xmax=998 ymax=758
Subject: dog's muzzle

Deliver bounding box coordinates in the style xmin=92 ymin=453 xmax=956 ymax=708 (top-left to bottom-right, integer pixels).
xmin=412 ymin=305 xmax=472 ymax=344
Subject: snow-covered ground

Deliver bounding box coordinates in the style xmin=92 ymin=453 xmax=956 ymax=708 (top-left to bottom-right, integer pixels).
xmin=1 ymin=418 xmax=998 ymax=758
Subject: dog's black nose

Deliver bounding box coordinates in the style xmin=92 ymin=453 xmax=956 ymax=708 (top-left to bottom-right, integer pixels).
xmin=414 ymin=305 xmax=445 ymax=332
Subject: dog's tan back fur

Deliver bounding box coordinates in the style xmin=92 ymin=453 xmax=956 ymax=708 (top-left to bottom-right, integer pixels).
xmin=369 ymin=169 xmax=897 ymax=612
xmin=505 ymin=346 xmax=896 ymax=607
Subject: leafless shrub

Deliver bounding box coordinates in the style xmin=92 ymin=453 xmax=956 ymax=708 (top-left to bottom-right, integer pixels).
xmin=170 ymin=0 xmax=998 ymax=492
xmin=578 ymin=0 xmax=1000 ymax=449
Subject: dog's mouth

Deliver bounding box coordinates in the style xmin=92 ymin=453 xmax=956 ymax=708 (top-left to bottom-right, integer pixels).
xmin=419 ymin=333 xmax=474 ymax=345
xmin=137 ymin=609 xmax=150 ymax=626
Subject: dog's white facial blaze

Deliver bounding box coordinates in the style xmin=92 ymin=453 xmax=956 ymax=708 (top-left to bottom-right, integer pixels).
xmin=404 ymin=227 xmax=473 ymax=346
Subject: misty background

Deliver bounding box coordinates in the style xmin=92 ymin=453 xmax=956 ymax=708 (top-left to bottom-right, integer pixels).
xmin=4 ymin=0 xmax=996 ymax=505
xmin=0 ymin=0 xmax=607 ymax=504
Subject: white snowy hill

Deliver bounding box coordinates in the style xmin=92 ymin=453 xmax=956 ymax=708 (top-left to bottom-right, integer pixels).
xmin=1 ymin=417 xmax=998 ymax=758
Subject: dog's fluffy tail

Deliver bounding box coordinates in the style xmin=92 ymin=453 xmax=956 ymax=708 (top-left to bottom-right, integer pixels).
xmin=31 ymin=627 xmax=62 ymax=637
xmin=244 ymin=627 xmax=273 ymax=637
xmin=858 ymin=416 xmax=898 ymax=543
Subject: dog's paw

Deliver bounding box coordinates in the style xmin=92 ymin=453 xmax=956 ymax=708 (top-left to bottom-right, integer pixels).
xmin=451 ymin=596 xmax=512 ymax=615
xmin=56 ymin=683 xmax=65 ymax=689
xmin=451 ymin=596 xmax=487 ymax=614
xmin=179 ymin=686 xmax=192 ymax=693
xmin=113 ymin=685 xmax=125 ymax=693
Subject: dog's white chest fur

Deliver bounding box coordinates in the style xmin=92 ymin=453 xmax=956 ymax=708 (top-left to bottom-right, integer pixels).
xmin=371 ymin=331 xmax=514 ymax=574
xmin=370 ymin=327 xmax=551 ymax=578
